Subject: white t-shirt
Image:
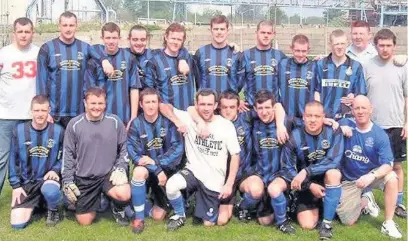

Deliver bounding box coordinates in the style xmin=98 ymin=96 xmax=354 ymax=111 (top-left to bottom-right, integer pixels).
xmin=346 ymin=43 xmax=377 ymax=65
xmin=0 ymin=44 xmax=39 ymax=119
xmin=174 ymin=109 xmax=241 ymax=193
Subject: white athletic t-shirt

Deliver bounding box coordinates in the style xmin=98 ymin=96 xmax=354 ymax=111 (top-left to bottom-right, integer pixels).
xmin=0 ymin=44 xmax=39 ymax=119
xmin=174 ymin=109 xmax=241 ymax=193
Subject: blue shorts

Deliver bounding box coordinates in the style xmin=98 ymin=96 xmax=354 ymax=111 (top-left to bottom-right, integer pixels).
xmin=179 ymin=169 xmax=220 ymax=223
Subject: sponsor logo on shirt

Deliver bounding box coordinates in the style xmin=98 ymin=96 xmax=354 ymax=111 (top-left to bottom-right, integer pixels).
xmin=321 ymin=79 xmax=351 ymax=89
xmin=208 ymin=65 xmax=229 ymax=76
xmin=59 ymin=60 xmax=81 ymax=70
xmin=254 ymin=65 xmax=275 ymax=76
xmin=147 ymin=137 xmax=164 ymax=150
xmin=29 ymin=146 xmax=50 ymax=158
xmin=259 ymin=137 xmax=279 ymax=149
xmin=170 ymin=74 xmax=188 ymax=85
xmin=307 ymin=150 xmax=326 ymax=161
xmin=288 ymin=78 xmax=308 ymax=89
xmin=345 ymin=148 xmax=370 ymax=164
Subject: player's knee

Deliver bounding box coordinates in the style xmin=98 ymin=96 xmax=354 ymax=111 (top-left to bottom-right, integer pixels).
xmin=203 ymin=220 xmax=216 ymax=227
xmin=151 ymin=208 xmax=166 ymax=221
xmin=165 ymin=174 xmax=185 ymax=196
xmin=132 ymin=166 xmax=148 ymax=180
xmin=325 ymin=169 xmax=342 ymax=184
xmin=109 ymin=185 xmax=131 ymax=202
xmin=217 ymin=212 xmax=231 ymax=226
xmin=384 ymin=174 xmax=398 ymax=189
xmin=248 ymin=184 xmax=264 ymax=199
xmin=258 ymin=215 xmax=273 ymax=226
xmin=41 ymin=180 xmax=61 ymax=200
xmin=393 ymin=163 xmax=403 ymax=172
xmin=268 ymin=184 xmax=282 ymax=199
xmin=299 ymin=219 xmax=317 ymax=230
xmin=76 ymin=213 xmax=96 ymax=226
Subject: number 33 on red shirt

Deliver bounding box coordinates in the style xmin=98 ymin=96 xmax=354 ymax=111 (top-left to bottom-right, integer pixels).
xmin=12 ymin=61 xmax=37 ymax=79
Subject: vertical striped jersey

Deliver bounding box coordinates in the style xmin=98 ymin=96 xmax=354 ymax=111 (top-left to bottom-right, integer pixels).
xmin=36 ymin=38 xmax=105 ymax=117
xmin=315 ymin=54 xmax=367 ymax=119
xmin=9 ymin=122 xmax=64 ymax=188
xmin=127 ymin=113 xmax=184 ymax=175
xmin=240 ymin=47 xmax=287 ymax=106
xmin=194 ymin=44 xmax=241 ymax=93
xmin=145 ymin=49 xmax=196 ymax=110
xmin=277 ymin=58 xmax=317 ymax=127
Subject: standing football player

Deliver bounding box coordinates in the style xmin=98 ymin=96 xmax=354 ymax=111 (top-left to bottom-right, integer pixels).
xmin=0 ymin=17 xmax=39 ymax=195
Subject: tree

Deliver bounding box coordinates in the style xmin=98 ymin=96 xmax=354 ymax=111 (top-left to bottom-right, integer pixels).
xmin=289 ymin=14 xmax=301 ymax=24
xmin=265 ymin=6 xmax=287 ymax=25
xmin=323 ymin=9 xmax=346 ymax=21
xmin=304 ymin=16 xmax=325 ymax=25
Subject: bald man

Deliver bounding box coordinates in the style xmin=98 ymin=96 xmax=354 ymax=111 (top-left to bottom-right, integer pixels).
xmin=336 ymin=95 xmax=401 ymax=239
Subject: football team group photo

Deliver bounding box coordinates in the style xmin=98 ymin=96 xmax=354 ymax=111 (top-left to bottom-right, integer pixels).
xmin=0 ymin=3 xmax=407 ymax=241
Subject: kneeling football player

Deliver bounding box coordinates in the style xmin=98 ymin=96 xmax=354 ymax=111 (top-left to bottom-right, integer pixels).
xmin=62 ymin=87 xmax=131 ymax=226
xmin=127 ymin=88 xmax=184 ymax=233
xmin=9 ymin=95 xmax=64 ymax=229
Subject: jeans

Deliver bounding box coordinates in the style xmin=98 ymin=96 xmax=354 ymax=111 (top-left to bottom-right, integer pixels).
xmin=0 ymin=120 xmax=19 ymax=195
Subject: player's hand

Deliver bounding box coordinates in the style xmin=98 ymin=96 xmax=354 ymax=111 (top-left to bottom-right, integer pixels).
xmin=196 ymin=120 xmax=210 ymax=139
xmin=393 ymin=55 xmax=408 ymax=67
xmin=228 ymin=42 xmax=240 ymax=52
xmin=356 ymin=173 xmax=375 ymax=189
xmin=157 ymin=171 xmax=167 ymax=186
xmin=218 ymin=183 xmax=233 ymax=199
xmin=110 ymin=167 xmax=128 ymax=186
xmin=11 ymin=187 xmax=27 ymax=208
xmin=238 ymin=101 xmax=250 ymax=113
xmin=63 ymin=182 xmax=81 ymax=204
xmin=43 ymin=170 xmax=60 ymax=182
xmin=102 ymin=59 xmax=115 ymax=78
xmin=139 ymin=156 xmax=156 ymax=166
xmin=277 ymin=124 xmax=289 ymax=144
xmin=341 ymin=93 xmax=354 ymax=105
xmin=309 ymin=183 xmax=325 ymax=198
xmin=401 ymin=123 xmax=408 ymax=140
xmin=178 ymin=59 xmax=190 ymax=76
xmin=47 ymin=114 xmax=54 ymax=123
xmin=340 ymin=126 xmax=353 ymax=137
xmin=175 ymin=120 xmax=188 ymax=136
xmin=291 ymin=169 xmax=307 ymax=191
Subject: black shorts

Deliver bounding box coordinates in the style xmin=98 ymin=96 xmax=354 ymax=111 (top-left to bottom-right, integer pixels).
xmin=296 ymin=176 xmax=324 ymax=213
xmin=12 ymin=180 xmax=46 ymax=210
xmin=75 ymin=174 xmax=114 ymax=214
xmin=256 ymin=193 xmax=273 ymax=218
xmin=146 ymin=170 xmax=174 ymax=213
xmin=385 ymin=128 xmax=407 ymax=163
xmin=220 ymin=172 xmax=258 ymax=205
xmin=179 ymin=169 xmax=220 ymax=223
xmin=53 ymin=116 xmax=74 ymax=129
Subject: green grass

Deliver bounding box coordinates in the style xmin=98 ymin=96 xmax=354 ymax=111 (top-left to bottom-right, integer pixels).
xmin=0 ymin=164 xmax=406 ymax=241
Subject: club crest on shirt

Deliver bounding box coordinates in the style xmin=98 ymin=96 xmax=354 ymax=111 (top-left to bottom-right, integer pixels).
xmin=306 ymin=71 xmax=313 ymax=80
xmin=345 ymin=66 xmax=352 ymax=76
xmin=321 ymin=139 xmax=330 ymax=149
xmin=47 ymin=139 xmax=54 ymax=148
xmin=77 ymin=52 xmax=84 ymax=61
xmin=365 ymin=137 xmax=374 ymax=148
xmin=271 ymin=58 xmax=277 ymax=67
xmin=226 ymin=58 xmax=232 ymax=68
xmin=120 ymin=61 xmax=127 ymax=70
xmin=160 ymin=127 xmax=167 ymax=137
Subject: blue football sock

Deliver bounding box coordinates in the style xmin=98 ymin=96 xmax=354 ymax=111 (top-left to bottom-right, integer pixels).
xmin=323 ymin=184 xmax=342 ymax=223
xmin=168 ymin=193 xmax=185 ymax=217
xmin=41 ymin=182 xmax=61 ymax=211
xmin=131 ymin=179 xmax=146 ymax=220
xmin=11 ymin=222 xmax=28 ymax=230
xmin=271 ymin=193 xmax=287 ymax=225
xmin=240 ymin=192 xmax=261 ymax=210
xmin=145 ymin=199 xmax=153 ymax=217
xmin=397 ymin=192 xmax=404 ymax=206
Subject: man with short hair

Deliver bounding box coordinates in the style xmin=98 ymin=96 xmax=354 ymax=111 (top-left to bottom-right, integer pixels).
xmin=160 ymin=89 xmax=241 ymax=230
xmin=274 ymin=101 xmax=344 ymax=239
xmin=84 ymin=22 xmax=142 ymax=126
xmin=9 ymin=95 xmax=64 ymax=229
xmin=0 ymin=17 xmax=39 ymax=195
xmin=315 ymin=29 xmax=367 ymax=120
xmin=347 ymin=20 xmax=406 ymax=66
xmin=36 ymin=11 xmax=111 ymax=128
xmin=62 ymin=87 xmax=131 ymax=226
xmin=336 ymin=95 xmax=402 ymax=239
xmin=194 ymin=15 xmax=241 ymax=93
xmin=127 ymin=88 xmax=184 ymax=233
xmin=145 ymin=23 xmax=196 ymax=111
xmin=278 ymin=34 xmax=317 ymax=127
xmin=363 ymin=29 xmax=407 ymax=219
xmin=239 ymin=20 xmax=287 ymax=111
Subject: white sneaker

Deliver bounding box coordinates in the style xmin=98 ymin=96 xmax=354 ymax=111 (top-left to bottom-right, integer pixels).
xmin=362 ymin=191 xmax=380 ymax=218
xmin=381 ymin=220 xmax=402 ymax=239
